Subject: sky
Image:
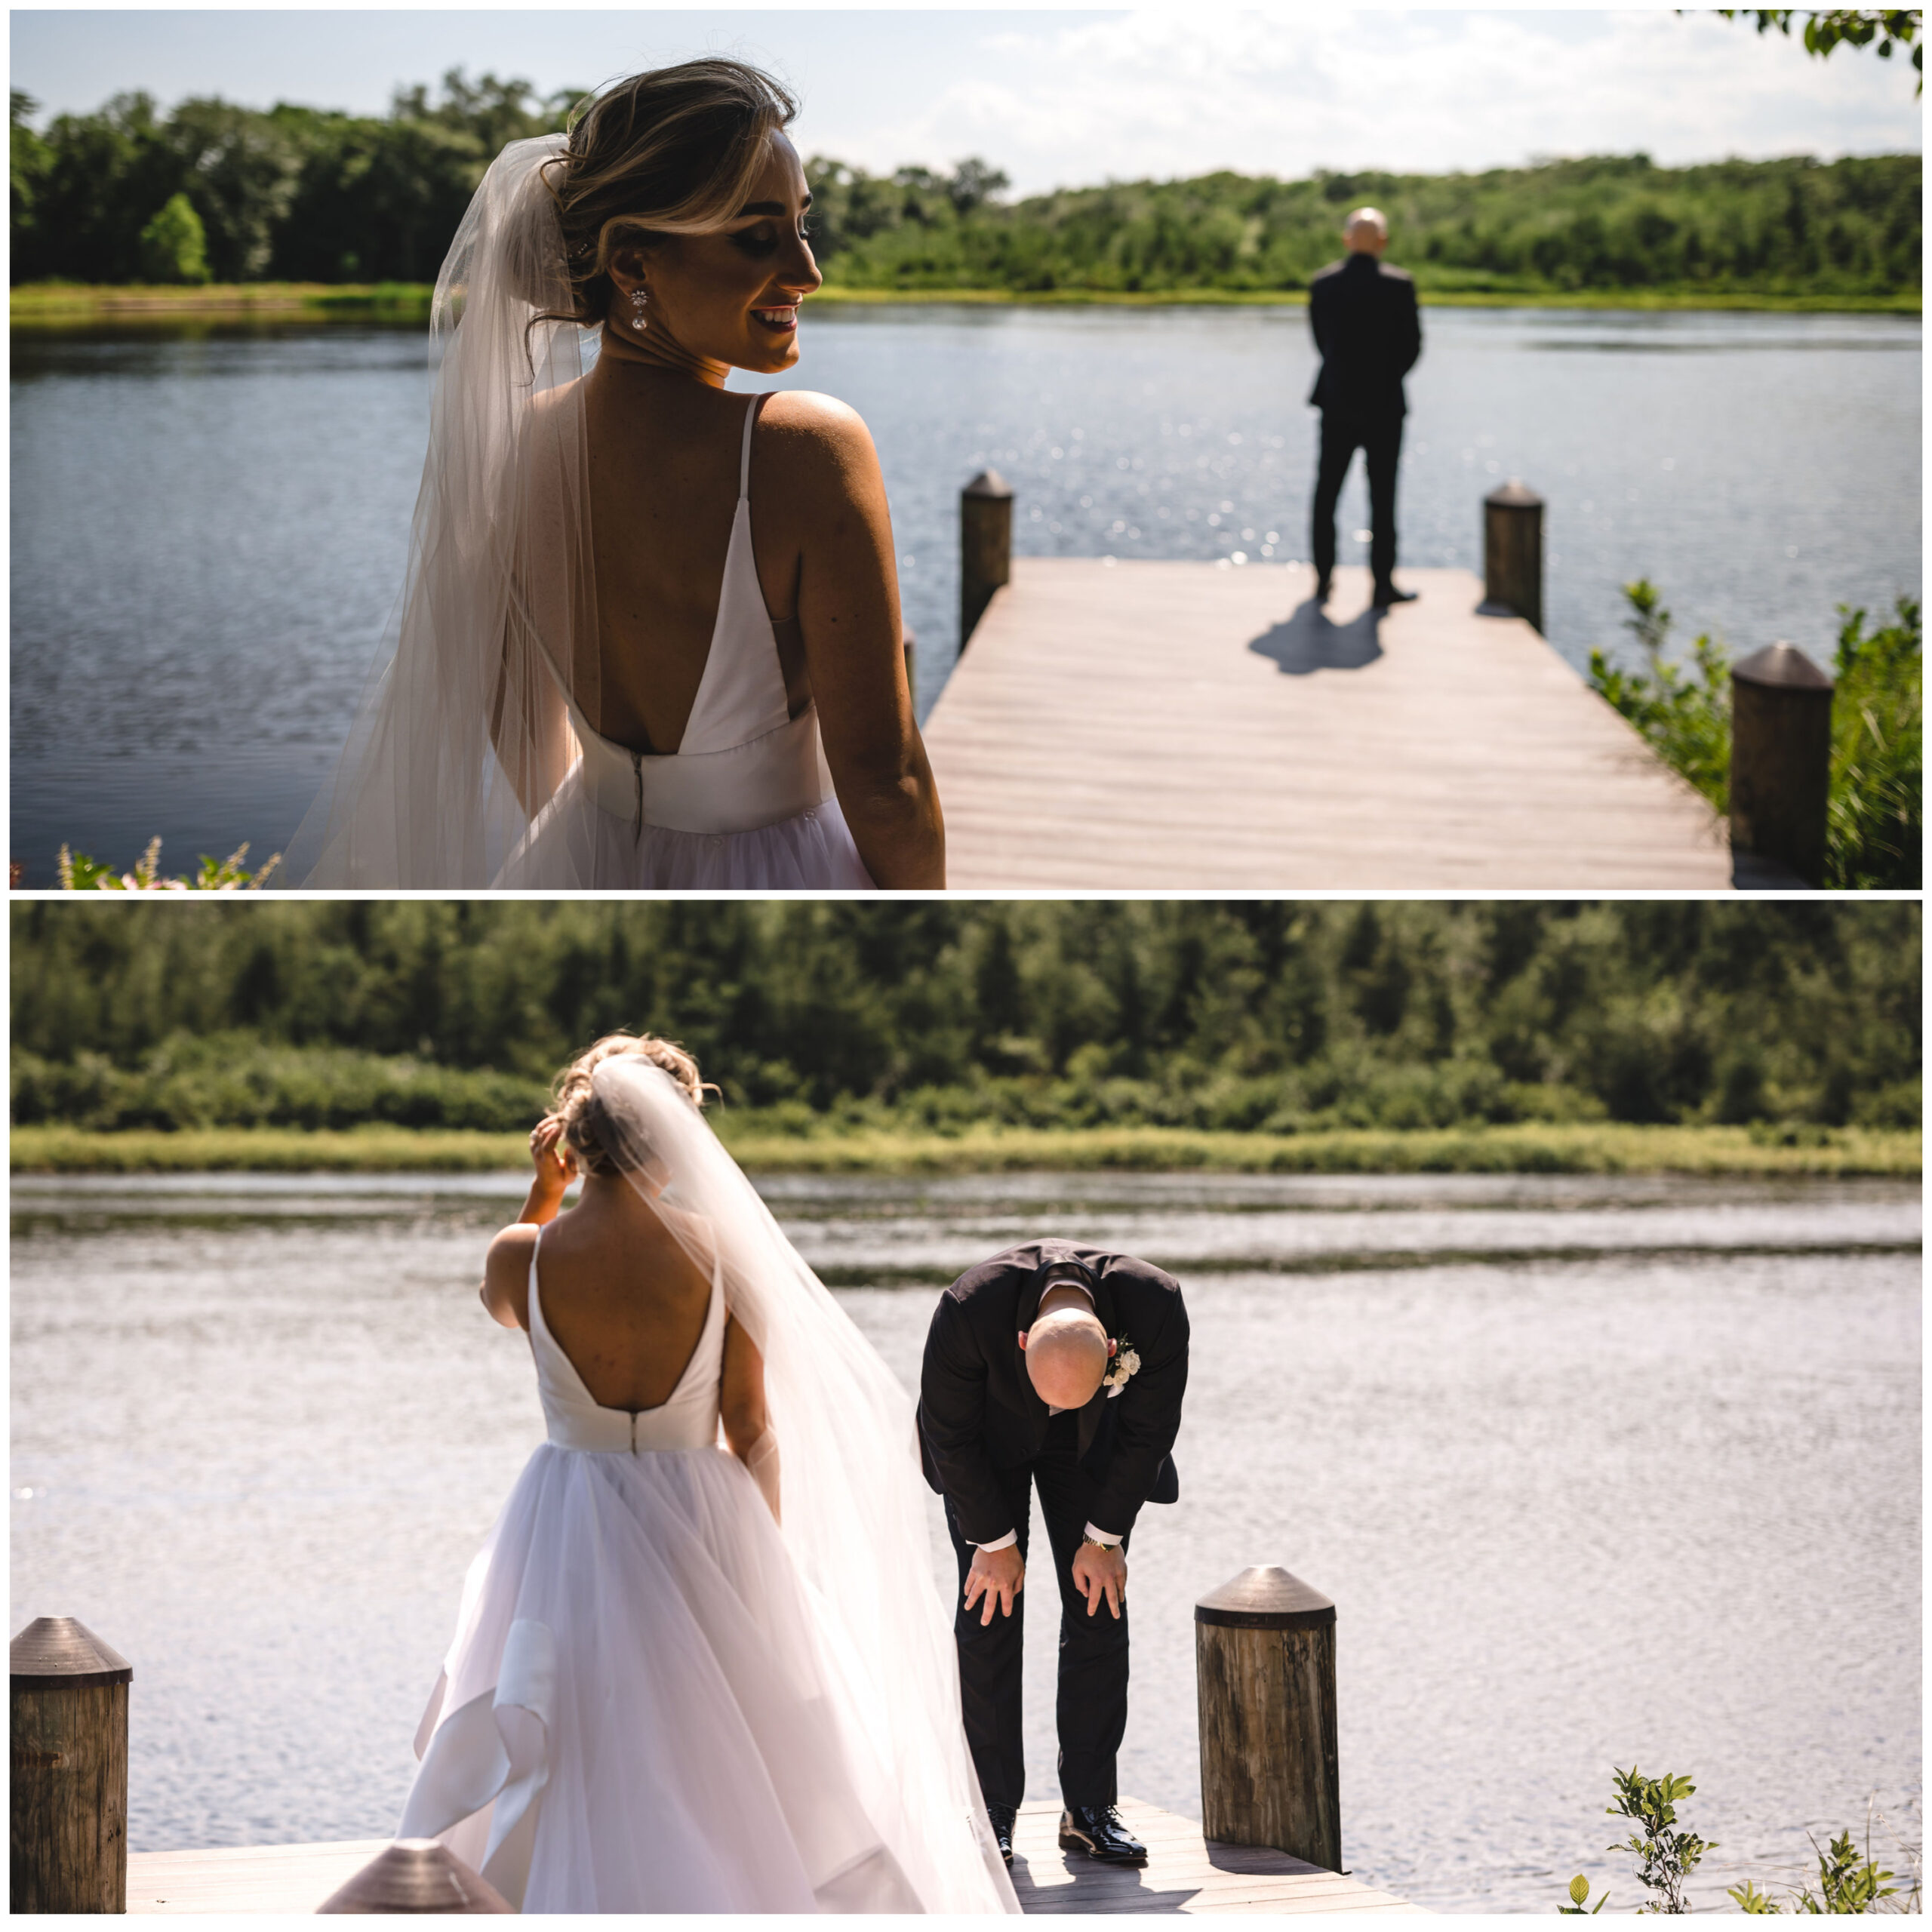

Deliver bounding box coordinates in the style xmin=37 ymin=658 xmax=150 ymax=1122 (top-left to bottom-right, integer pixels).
xmin=10 ymin=8 xmax=1922 ymax=195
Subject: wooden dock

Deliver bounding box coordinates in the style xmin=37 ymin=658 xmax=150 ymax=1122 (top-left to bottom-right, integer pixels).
xmin=1011 ymin=1798 xmax=1421 ymax=1915
xmin=924 ymin=559 xmax=1732 ymax=889
xmin=125 ymin=1801 xmax=1420 ymax=1913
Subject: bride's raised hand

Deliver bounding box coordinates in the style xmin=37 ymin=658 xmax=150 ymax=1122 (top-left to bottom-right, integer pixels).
xmin=522 ymin=1117 xmax=577 ymax=1220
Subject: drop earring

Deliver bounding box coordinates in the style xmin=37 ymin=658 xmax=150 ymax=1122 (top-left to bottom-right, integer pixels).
xmin=629 ymin=285 xmax=649 ymax=331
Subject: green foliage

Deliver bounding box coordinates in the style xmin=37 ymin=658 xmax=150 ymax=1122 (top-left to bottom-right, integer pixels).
xmin=9 ymin=69 xmax=580 ymax=286
xmin=1719 ymin=11 xmax=1923 ymax=94
xmin=1561 ymin=1871 xmax=1610 ymax=1912
xmin=1606 ymin=1768 xmax=1715 ymax=1913
xmin=136 ymin=190 xmax=208 ymax=283
xmin=804 ymin=149 xmax=1920 ymax=300
xmin=57 ymin=837 xmax=279 ymax=891
xmin=1590 ymin=586 xmax=1922 ymax=888
xmin=1733 ymin=1876 xmax=1787 ymax=1912
xmin=8 ymin=69 xmax=1918 ymax=299
xmin=8 ymin=903 xmax=1920 ymax=1139
xmin=1589 ymin=580 xmax=1733 ymax=810
xmin=1826 ymin=597 xmax=1922 ymax=888
xmin=1794 ymin=1827 xmax=1905 ymax=1912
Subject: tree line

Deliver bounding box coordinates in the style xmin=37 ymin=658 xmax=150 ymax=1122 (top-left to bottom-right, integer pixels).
xmin=10 ymin=72 xmax=1920 ymax=299
xmin=9 ymin=901 xmax=1919 ymax=1136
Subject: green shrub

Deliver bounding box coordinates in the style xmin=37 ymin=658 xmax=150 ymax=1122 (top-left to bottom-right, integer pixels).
xmin=1826 ymin=597 xmax=1922 ymax=888
xmin=1589 ymin=581 xmax=1731 ymax=810
xmin=1591 ymin=585 xmax=1922 ymax=888
xmin=136 ymin=192 xmax=209 ymax=285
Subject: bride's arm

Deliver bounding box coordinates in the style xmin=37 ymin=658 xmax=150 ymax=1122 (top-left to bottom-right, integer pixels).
xmin=478 ymin=1121 xmax=574 ymax=1329
xmin=758 ymin=391 xmax=944 ymax=890
xmin=721 ymin=1314 xmax=780 ymax=1523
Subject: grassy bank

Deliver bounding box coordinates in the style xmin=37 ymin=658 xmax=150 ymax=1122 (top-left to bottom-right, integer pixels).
xmin=9 ymin=281 xmax=435 ymax=324
xmin=10 ymin=1123 xmax=1918 ymax=1179
xmin=11 ymin=281 xmax=1919 ymax=324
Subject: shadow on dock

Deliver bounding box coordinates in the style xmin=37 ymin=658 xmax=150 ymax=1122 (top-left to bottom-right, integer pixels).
xmin=1247 ymin=597 xmax=1385 ymax=675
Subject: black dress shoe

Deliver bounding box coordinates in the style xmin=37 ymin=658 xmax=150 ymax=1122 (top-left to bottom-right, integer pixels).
xmin=987 ymin=1803 xmax=1016 ymax=1866
xmin=1059 ymin=1804 xmax=1148 ymax=1866
xmin=1372 ymin=581 xmax=1419 ymax=606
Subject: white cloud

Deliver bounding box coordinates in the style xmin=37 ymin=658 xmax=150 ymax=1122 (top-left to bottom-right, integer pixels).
xmin=835 ymin=9 xmax=1922 ymax=192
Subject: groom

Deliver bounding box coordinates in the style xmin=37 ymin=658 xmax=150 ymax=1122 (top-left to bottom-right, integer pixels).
xmin=918 ymin=1240 xmax=1189 ymax=1869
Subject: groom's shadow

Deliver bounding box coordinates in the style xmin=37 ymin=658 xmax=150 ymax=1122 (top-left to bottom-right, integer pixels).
xmin=1246 ymin=596 xmax=1384 ymax=676
xmin=1008 ymin=1851 xmax=1203 ymax=1913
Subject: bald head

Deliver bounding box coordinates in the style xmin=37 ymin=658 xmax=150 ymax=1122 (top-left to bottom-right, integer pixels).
xmin=1023 ymin=1304 xmax=1110 ymax=1409
xmin=1344 ymin=206 xmax=1389 ymax=255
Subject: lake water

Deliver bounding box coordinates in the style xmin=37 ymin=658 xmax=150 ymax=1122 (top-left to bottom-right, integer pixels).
xmin=11 ymin=1169 xmax=1920 ymax=1912
xmin=10 ymin=306 xmax=1921 ymax=879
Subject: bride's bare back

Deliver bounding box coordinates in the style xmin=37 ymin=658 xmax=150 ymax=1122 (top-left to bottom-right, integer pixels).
xmin=481 ymin=1181 xmax=768 ymax=1446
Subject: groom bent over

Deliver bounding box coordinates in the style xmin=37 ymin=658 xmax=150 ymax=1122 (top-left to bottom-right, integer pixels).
xmin=918 ymin=1240 xmax=1189 ymax=1869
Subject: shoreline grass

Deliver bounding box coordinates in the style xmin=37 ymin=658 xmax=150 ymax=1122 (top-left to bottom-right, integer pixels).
xmin=10 ymin=280 xmax=1918 ymax=324
xmin=9 ymin=1123 xmax=1919 ymax=1180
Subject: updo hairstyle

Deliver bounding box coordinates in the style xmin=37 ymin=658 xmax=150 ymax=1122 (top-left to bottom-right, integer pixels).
xmin=542 ymin=57 xmax=799 ymax=328
xmin=545 ymin=1032 xmax=712 ymax=1178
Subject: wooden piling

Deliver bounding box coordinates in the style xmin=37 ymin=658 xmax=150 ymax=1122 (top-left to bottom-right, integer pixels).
xmin=1195 ymin=1567 xmax=1340 ymax=1873
xmin=1730 ymin=642 xmax=1833 ymax=886
xmin=960 ymin=470 xmax=1014 ymax=650
xmin=1483 ymin=481 xmax=1543 ymax=634
xmin=317 ymin=1840 xmax=512 ymax=1914
xmin=11 ymin=1617 xmax=132 ymax=1913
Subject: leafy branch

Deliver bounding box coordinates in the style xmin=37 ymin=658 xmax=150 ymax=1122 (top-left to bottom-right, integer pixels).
xmin=1716 ymin=11 xmax=1924 ymax=94
xmin=1607 ymin=1767 xmax=1715 ymax=1913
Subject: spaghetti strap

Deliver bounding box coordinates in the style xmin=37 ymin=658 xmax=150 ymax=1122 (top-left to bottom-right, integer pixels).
xmin=738 ymin=394 xmax=764 ymax=500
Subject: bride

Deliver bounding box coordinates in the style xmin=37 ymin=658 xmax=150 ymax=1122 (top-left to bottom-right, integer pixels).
xmin=397 ymin=1033 xmax=1016 ymax=1911
xmin=287 ymin=60 xmax=944 ymax=888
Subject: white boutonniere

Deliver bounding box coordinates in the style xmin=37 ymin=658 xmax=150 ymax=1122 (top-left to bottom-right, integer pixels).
xmin=1101 ymin=1336 xmax=1141 ymax=1398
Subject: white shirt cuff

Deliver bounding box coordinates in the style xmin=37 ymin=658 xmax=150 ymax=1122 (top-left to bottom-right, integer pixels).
xmin=1083 ymin=1523 xmax=1121 ymax=1546
xmin=976 ymin=1529 xmax=1019 ymax=1552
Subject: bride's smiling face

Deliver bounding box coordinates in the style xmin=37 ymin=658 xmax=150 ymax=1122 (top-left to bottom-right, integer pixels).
xmin=613 ymin=133 xmax=821 ymax=374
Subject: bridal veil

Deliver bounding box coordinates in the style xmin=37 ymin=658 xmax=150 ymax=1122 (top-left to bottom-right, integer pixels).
xmin=595 ymin=1058 xmax=1020 ymax=1912
xmin=285 ymin=134 xmax=601 ymax=885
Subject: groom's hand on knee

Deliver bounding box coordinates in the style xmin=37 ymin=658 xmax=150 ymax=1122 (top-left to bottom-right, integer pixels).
xmin=1072 ymin=1540 xmax=1127 ymax=1619
xmin=964 ymin=1543 xmax=1025 ymax=1626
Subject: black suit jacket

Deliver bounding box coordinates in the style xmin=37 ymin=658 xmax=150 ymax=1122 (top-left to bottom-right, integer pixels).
xmin=917 ymin=1239 xmax=1188 ymax=1546
xmin=1307 ymin=251 xmax=1422 ymax=419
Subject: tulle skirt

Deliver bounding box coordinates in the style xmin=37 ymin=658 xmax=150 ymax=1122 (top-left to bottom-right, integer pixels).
xmin=493 ymin=773 xmax=875 ymax=889
xmin=408 ymin=1442 xmax=921 ymax=1912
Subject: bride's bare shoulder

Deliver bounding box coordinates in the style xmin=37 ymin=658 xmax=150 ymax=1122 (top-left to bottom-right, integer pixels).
xmin=756 ymin=389 xmax=880 ymax=489
xmin=481 ymin=1220 xmax=540 ymax=1329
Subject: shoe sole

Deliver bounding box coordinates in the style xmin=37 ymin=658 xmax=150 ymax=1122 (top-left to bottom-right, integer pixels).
xmin=1057 ymin=1829 xmax=1148 ymax=1867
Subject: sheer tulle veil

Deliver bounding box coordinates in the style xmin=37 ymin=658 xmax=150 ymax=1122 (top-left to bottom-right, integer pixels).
xmin=597 ymin=1057 xmax=1020 ymax=1913
xmin=283 ymin=134 xmax=601 ymax=886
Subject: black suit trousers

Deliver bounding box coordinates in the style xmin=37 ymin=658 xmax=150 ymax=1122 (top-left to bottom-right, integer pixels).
xmin=1312 ymin=410 xmax=1404 ymax=589
xmin=946 ymin=1411 xmax=1131 ymax=1811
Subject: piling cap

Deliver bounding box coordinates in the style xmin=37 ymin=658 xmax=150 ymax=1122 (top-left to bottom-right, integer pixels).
xmin=1195 ymin=1565 xmax=1336 ymax=1631
xmin=1734 ymin=641 xmax=1832 ymax=691
xmin=317 ymin=1841 xmax=513 ymax=1914
xmin=1484 ymin=479 xmax=1542 ymax=509
xmin=11 ymin=1617 xmax=132 ymax=1689
xmin=964 ymin=468 xmax=1013 ymax=500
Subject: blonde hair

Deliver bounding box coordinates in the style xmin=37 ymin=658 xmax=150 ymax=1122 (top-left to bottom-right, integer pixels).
xmin=544 ymin=1032 xmax=712 ymax=1177
xmin=542 ymin=57 xmax=799 ymax=326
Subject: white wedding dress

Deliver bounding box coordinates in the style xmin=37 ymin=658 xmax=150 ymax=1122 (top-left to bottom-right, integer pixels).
xmin=395 ymin=1059 xmax=1018 ymax=1914
xmin=494 ymin=397 xmax=874 ymax=889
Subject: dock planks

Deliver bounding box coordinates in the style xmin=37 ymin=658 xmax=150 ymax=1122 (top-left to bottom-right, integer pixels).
xmin=923 ymin=559 xmax=1731 ymax=889
xmin=1011 ymin=1797 xmax=1423 ymax=1915
xmin=125 ymin=1801 xmax=1420 ymax=1914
